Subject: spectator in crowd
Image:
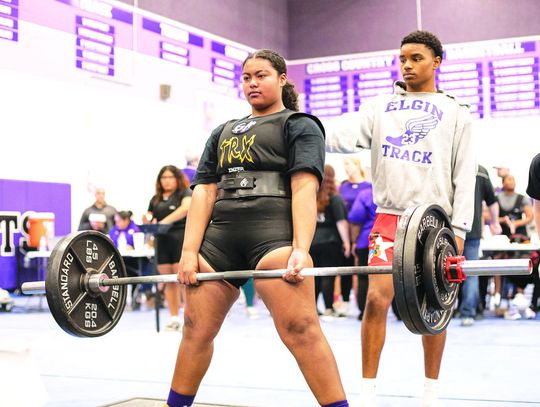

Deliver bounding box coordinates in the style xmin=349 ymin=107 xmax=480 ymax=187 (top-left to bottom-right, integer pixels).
xmin=493 ymin=164 xmax=510 ymax=194
xmin=109 ymin=210 xmax=141 ymax=249
xmin=459 ymin=165 xmax=501 ymax=326
xmin=347 ymin=172 xmax=377 ymax=320
xmin=527 ymin=153 xmax=540 ymax=235
xmin=337 ymin=157 xmax=367 ymax=317
xmin=78 ymin=187 xmax=117 ymax=232
xmin=495 ymin=174 xmax=535 ymax=319
xmin=109 ymin=210 xmax=145 ymax=310
xmin=497 ymin=175 xmax=533 ymax=238
xmin=242 ymin=278 xmax=258 ymax=319
xmin=526 ymin=153 xmax=540 ymax=312
xmin=144 ymin=165 xmax=192 ymax=331
xmin=85 ymin=213 xmax=107 ymax=233
xmin=311 ymin=165 xmax=350 ymax=318
xmin=183 ymin=152 xmax=200 ymax=183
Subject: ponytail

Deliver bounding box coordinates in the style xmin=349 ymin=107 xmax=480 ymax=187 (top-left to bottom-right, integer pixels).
xmin=282 ymin=81 xmax=299 ymax=112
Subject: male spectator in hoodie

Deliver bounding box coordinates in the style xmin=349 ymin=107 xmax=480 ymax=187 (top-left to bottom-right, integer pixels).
xmin=325 ymin=31 xmax=476 ymax=407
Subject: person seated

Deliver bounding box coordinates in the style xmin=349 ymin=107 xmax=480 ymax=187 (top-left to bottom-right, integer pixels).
xmin=81 ymin=213 xmax=108 ymax=233
xmin=109 ymin=211 xmax=145 ymax=310
xmin=78 ymin=187 xmax=117 ymax=232
xmin=109 ymin=211 xmax=141 ymax=250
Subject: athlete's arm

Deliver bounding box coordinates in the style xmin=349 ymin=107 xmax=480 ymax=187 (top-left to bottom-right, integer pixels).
xmin=324 ymin=102 xmax=374 ymax=153
xmin=513 ymin=203 xmax=534 ymax=230
xmin=283 ymin=171 xmax=319 ymax=283
xmin=178 ymin=184 xmax=217 ymax=285
xmin=534 ymin=200 xmax=540 ymax=240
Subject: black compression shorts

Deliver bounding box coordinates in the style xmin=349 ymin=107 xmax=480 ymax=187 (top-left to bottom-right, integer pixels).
xmin=199 ymin=197 xmax=293 ymax=288
xmin=156 ymin=232 xmax=184 ymax=265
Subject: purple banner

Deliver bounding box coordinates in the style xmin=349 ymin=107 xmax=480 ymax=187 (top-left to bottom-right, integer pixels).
xmin=0 ymin=3 xmax=18 ymax=18
xmin=76 ymin=59 xmax=114 ymax=76
xmin=142 ymin=17 xmax=161 ymax=34
xmin=76 ymin=37 xmax=114 ymax=55
xmin=0 ymin=0 xmax=19 ymax=6
xmin=0 ymin=0 xmax=16 ymax=43
xmin=56 ymin=0 xmax=132 ymax=24
xmin=0 ymin=180 xmax=71 ymax=290
xmin=290 ymin=38 xmax=540 ymax=119
xmin=76 ymin=15 xmax=114 ymax=34
xmin=142 ymin=17 xmax=203 ymax=47
xmin=111 ymin=7 xmax=132 ymax=25
xmin=0 ymin=16 xmax=17 ymax=30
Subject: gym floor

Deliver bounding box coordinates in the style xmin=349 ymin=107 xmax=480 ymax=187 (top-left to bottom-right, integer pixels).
xmin=1 ymin=294 xmax=539 ymax=407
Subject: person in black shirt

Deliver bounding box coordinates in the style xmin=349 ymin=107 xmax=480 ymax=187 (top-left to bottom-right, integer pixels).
xmin=78 ymin=187 xmax=117 ymax=233
xmin=144 ymin=165 xmax=192 ymax=331
xmin=527 ymin=153 xmax=540 ymax=235
xmin=166 ymin=50 xmax=348 ymax=407
xmin=526 ymin=153 xmax=540 ymax=311
xmin=459 ymin=165 xmax=501 ymax=326
xmin=311 ymin=164 xmax=350 ymax=317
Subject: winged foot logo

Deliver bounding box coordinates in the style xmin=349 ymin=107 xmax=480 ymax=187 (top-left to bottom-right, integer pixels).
xmin=382 ymin=99 xmax=443 ymax=164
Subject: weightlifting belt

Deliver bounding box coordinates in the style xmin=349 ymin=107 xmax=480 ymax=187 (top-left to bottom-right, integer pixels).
xmin=217 ymin=171 xmax=291 ymax=200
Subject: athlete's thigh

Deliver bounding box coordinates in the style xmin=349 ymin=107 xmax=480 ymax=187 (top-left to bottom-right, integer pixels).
xmin=253 ymin=246 xmax=318 ymax=320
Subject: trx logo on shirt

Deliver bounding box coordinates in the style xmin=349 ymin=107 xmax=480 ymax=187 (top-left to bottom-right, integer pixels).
xmin=219 ymin=135 xmax=256 ymax=166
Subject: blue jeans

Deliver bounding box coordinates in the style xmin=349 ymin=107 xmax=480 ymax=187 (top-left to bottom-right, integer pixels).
xmin=459 ymin=239 xmax=481 ymax=318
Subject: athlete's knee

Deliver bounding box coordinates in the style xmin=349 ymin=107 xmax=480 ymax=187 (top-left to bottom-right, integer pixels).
xmin=278 ymin=314 xmax=320 ymax=348
xmin=366 ymin=289 xmax=393 ymax=311
xmin=182 ymin=313 xmax=220 ymax=343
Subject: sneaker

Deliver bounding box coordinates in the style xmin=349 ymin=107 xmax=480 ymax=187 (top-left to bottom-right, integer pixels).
xmin=461 ymin=317 xmax=474 ymax=327
xmin=504 ymin=309 xmax=522 ymax=320
xmin=492 ymin=292 xmax=501 ymax=308
xmin=164 ymin=320 xmax=182 ymax=332
xmin=513 ymin=293 xmax=529 ymax=311
xmin=246 ymin=306 xmax=259 ymax=319
xmin=333 ymin=301 xmax=349 ymax=318
xmin=523 ymin=307 xmax=537 ymax=319
xmin=320 ymin=309 xmax=336 ymax=321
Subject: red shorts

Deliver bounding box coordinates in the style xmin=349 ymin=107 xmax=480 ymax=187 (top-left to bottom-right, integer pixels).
xmin=368 ymin=213 xmax=401 ymax=267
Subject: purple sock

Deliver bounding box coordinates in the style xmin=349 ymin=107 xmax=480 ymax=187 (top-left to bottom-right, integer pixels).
xmin=166 ymin=389 xmax=195 ymax=407
xmin=321 ymin=401 xmax=349 ymax=407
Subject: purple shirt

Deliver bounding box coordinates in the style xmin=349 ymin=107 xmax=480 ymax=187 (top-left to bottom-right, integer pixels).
xmin=109 ymin=221 xmax=141 ymax=247
xmin=183 ymin=165 xmax=197 ymax=183
xmin=347 ymin=183 xmax=377 ymax=248
xmin=339 ymin=181 xmax=366 ymax=211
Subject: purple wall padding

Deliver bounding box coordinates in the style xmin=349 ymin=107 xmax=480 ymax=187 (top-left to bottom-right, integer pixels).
xmin=121 ymin=0 xmax=540 ymax=60
xmin=118 ymin=0 xmax=289 ymax=56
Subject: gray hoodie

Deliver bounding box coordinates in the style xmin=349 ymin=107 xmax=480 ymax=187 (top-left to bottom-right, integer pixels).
xmin=325 ymin=82 xmax=476 ymax=239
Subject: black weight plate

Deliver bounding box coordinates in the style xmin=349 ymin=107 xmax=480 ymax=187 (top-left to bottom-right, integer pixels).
xmin=394 ymin=204 xmax=455 ymax=335
xmin=422 ymin=227 xmax=459 ymax=311
xmin=392 ymin=205 xmax=419 ymax=333
xmin=45 ymin=231 xmax=127 ymax=337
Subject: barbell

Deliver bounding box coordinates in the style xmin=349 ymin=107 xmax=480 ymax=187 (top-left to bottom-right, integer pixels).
xmin=21 ymin=204 xmax=533 ymax=337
